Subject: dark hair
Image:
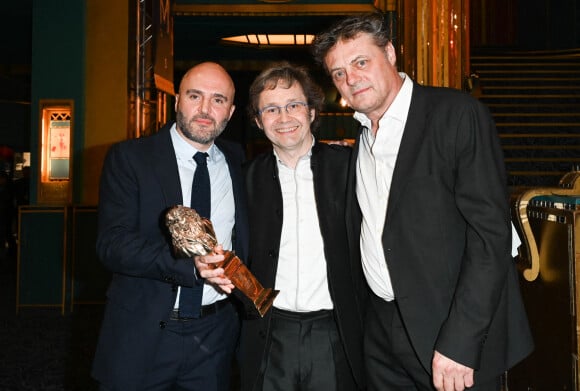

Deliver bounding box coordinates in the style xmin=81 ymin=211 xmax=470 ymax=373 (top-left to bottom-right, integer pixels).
xmin=311 ymin=12 xmax=391 ymax=72
xmin=247 ymin=62 xmax=325 ymax=131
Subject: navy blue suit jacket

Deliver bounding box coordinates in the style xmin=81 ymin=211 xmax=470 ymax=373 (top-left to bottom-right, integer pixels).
xmin=91 ymin=123 xmax=249 ymax=390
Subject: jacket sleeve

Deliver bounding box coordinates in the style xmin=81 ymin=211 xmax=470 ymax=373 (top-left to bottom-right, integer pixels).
xmin=434 ymin=98 xmax=512 ymax=369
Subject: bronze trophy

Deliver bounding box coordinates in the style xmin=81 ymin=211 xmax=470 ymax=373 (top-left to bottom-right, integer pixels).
xmin=165 ymin=205 xmax=278 ymax=317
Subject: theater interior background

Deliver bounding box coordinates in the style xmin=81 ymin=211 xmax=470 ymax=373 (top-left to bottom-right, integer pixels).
xmin=0 ymin=1 xmax=579 ymax=390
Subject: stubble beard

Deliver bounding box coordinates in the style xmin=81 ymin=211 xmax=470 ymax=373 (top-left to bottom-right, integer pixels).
xmin=176 ymin=110 xmax=228 ymax=145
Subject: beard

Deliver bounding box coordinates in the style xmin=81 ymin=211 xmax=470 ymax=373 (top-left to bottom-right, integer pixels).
xmin=176 ymin=110 xmax=228 ymax=145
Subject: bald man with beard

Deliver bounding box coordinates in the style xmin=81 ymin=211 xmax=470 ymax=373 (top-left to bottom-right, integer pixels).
xmin=92 ymin=62 xmax=250 ymax=391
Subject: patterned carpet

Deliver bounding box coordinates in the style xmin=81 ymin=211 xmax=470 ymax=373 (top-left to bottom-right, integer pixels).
xmin=0 ymin=258 xmax=101 ymax=391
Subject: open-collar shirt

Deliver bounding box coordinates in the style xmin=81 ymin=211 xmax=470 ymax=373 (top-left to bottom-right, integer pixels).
xmin=272 ymin=136 xmax=334 ymax=311
xmin=353 ymin=72 xmax=413 ymax=301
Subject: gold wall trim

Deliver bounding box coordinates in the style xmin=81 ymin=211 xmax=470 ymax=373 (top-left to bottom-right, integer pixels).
xmin=173 ymin=3 xmax=378 ymax=16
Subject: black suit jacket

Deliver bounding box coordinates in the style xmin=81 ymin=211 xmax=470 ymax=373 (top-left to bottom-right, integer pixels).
xmin=238 ymin=141 xmax=367 ymax=391
xmin=91 ymin=123 xmax=249 ymax=390
xmin=346 ymin=83 xmax=533 ymax=381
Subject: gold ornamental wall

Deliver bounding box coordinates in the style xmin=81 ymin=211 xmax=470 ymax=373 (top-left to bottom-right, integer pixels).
xmin=398 ymin=0 xmax=470 ymax=90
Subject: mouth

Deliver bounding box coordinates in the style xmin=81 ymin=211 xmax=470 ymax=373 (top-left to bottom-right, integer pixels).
xmin=192 ymin=115 xmax=214 ymax=127
xmin=275 ymin=125 xmax=299 ymax=134
xmin=352 ymin=86 xmax=371 ymax=97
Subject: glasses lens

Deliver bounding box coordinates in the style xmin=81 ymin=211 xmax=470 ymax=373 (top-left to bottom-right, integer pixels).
xmin=261 ymin=106 xmax=279 ymax=117
xmin=286 ymin=102 xmax=306 ymax=114
xmin=286 ymin=103 xmax=299 ymax=114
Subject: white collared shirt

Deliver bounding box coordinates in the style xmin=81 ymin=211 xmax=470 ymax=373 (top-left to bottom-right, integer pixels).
xmin=354 ymin=72 xmax=413 ymax=301
xmin=170 ymin=124 xmax=235 ymax=305
xmin=272 ymin=140 xmax=334 ymax=312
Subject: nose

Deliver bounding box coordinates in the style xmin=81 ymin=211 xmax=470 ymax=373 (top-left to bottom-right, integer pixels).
xmin=198 ymin=97 xmax=210 ymax=114
xmin=278 ymin=108 xmax=291 ymax=120
xmin=345 ymin=69 xmax=361 ymax=86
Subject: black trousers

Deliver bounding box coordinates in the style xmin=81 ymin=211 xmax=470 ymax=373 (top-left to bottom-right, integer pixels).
xmin=258 ymin=308 xmax=355 ymax=391
xmin=365 ymin=294 xmax=500 ymax=391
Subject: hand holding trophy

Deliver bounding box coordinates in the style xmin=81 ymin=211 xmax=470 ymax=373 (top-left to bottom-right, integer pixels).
xmin=165 ymin=205 xmax=278 ymax=317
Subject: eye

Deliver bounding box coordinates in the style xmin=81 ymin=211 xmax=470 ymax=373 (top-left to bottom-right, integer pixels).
xmin=189 ymin=93 xmax=201 ymax=101
xmin=213 ymin=97 xmax=225 ymax=105
xmin=263 ymin=106 xmax=278 ymax=115
xmin=356 ymin=59 xmax=368 ymax=68
xmin=332 ymin=70 xmax=345 ymax=81
xmin=287 ymin=102 xmax=301 ymax=111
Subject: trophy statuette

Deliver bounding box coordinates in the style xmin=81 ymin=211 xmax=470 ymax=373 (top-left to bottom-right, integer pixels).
xmin=165 ymin=205 xmax=278 ymax=317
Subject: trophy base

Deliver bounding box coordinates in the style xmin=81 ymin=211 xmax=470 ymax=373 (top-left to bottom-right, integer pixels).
xmin=219 ymin=251 xmax=279 ymax=317
xmin=254 ymin=288 xmax=279 ymax=318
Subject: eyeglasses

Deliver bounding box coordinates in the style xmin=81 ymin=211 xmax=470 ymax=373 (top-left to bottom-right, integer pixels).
xmin=258 ymin=101 xmax=309 ymax=118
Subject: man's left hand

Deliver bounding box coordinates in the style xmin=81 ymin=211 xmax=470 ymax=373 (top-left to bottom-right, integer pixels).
xmin=432 ymin=351 xmax=474 ymax=391
xmin=193 ymin=245 xmax=235 ymax=294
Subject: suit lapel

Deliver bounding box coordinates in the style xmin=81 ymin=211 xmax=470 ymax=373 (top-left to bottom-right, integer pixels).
xmin=385 ymin=84 xmax=427 ymax=223
xmin=150 ymin=124 xmax=183 ymax=208
xmin=345 ymin=132 xmax=362 ymax=251
xmin=346 ymin=132 xmax=362 ymax=217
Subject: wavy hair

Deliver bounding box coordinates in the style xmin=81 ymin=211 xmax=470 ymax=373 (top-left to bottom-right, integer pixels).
xmin=311 ymin=12 xmax=391 ymax=73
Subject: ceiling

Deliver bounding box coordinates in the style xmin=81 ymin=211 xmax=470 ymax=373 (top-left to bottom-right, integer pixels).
xmin=172 ymin=1 xmax=381 ymax=71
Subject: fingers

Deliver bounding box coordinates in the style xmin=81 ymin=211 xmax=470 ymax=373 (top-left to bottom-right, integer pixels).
xmin=194 ymin=252 xmax=225 ymax=272
xmin=193 ymin=250 xmax=233 ymax=294
xmin=212 ymin=244 xmax=224 ymax=255
xmin=432 ymin=351 xmax=474 ymax=391
xmin=205 ymin=278 xmax=234 ymax=294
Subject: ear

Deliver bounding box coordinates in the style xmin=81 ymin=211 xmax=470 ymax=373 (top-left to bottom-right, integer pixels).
xmin=309 ymin=108 xmax=316 ymax=124
xmin=174 ymin=94 xmax=179 ymax=112
xmin=385 ymin=42 xmax=397 ymax=65
xmin=254 ymin=117 xmax=263 ymax=130
xmin=228 ymin=104 xmax=236 ymax=120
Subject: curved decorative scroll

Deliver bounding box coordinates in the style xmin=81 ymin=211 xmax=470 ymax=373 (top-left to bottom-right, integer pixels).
xmin=513 ymin=170 xmax=580 ymax=282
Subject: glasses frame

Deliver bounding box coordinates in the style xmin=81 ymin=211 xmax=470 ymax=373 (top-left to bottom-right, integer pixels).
xmin=258 ymin=101 xmax=309 ymax=117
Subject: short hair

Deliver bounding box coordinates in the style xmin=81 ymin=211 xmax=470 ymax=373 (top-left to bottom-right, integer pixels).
xmin=311 ymin=12 xmax=391 ymax=73
xmin=248 ymin=62 xmax=325 ymax=131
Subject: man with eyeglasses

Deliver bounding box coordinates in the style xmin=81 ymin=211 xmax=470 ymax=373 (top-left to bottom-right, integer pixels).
xmin=237 ymin=62 xmax=366 ymax=391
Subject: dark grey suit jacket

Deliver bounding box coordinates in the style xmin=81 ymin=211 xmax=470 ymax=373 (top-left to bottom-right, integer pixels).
xmin=239 ymin=141 xmax=367 ymax=391
xmin=346 ymin=83 xmax=533 ymax=381
xmin=91 ymin=123 xmax=249 ymax=390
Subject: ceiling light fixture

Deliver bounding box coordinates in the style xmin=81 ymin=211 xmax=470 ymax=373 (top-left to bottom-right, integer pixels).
xmin=221 ymin=34 xmax=315 ymax=46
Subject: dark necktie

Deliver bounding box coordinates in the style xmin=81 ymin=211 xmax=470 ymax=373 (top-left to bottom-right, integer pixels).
xmin=179 ymin=151 xmax=210 ymax=318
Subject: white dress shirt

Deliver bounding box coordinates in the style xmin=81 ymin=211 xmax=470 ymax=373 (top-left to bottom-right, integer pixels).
xmin=354 ymin=72 xmax=413 ymax=301
xmin=272 ymin=140 xmax=334 ymax=312
xmin=170 ymin=124 xmax=235 ymax=306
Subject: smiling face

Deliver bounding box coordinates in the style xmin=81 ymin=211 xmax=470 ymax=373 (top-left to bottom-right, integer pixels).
xmin=324 ymin=32 xmax=402 ymax=123
xmin=255 ymin=80 xmax=315 ymax=166
xmin=174 ymin=62 xmax=236 ymax=150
